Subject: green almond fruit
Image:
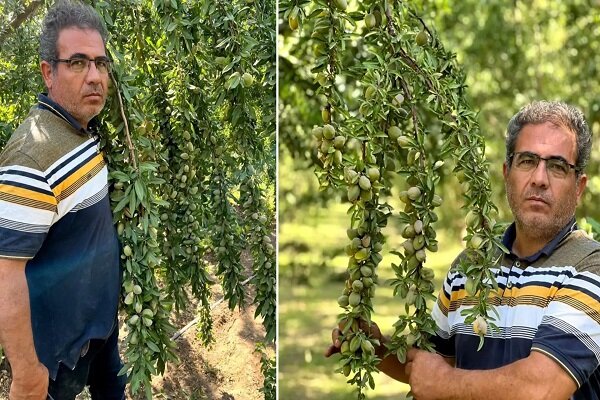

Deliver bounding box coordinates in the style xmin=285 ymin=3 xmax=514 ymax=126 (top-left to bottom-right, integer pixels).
xmin=133 ymin=285 xmax=142 ymax=295
xmin=333 ymin=150 xmax=343 ymax=165
xmin=388 ymin=125 xmax=402 ymax=140
xmin=347 ymin=228 xmax=358 ymax=239
xmin=469 ymin=234 xmax=484 ymax=249
xmin=341 ymin=340 xmax=350 ymax=354
xmin=407 ymin=186 xmax=421 ymax=201
xmin=402 ymin=224 xmax=416 ymax=239
xmin=466 ymin=210 xmax=481 ymax=229
xmin=421 ymin=267 xmax=435 ymax=280
xmin=334 ymin=0 xmax=347 ymax=11
xmin=342 ymin=364 xmax=351 ymax=377
xmin=333 ymin=135 xmax=346 ymax=149
xmin=405 ymin=333 xmax=417 ymax=347
xmin=124 ymin=292 xmax=134 ymax=305
xmin=365 ymin=13 xmax=376 ymax=29
xmin=365 ymin=85 xmax=376 ymax=100
xmin=413 ymin=235 xmax=426 ymax=250
xmin=352 ymin=280 xmax=364 ymax=292
xmin=416 ymin=30 xmax=428 ymax=46
xmin=397 ymin=135 xmax=411 ymax=148
xmin=358 ymin=175 xmax=372 ymax=191
xmin=312 ymin=126 xmax=324 ymax=139
xmin=347 ymin=185 xmax=360 ymax=202
xmin=367 ymin=167 xmax=380 ymax=182
xmin=432 ymin=194 xmax=443 ymax=207
xmin=415 ymin=249 xmax=426 ymax=262
xmin=360 ymin=266 xmax=373 ymax=277
xmin=128 ymin=315 xmax=140 ymax=326
xmin=142 ymin=317 xmax=153 ymax=327
xmin=413 ymin=220 xmax=423 ymax=234
xmin=123 ymin=245 xmax=133 ymax=257
xmin=142 ymin=308 xmax=154 ymax=318
xmin=348 ymin=292 xmax=361 ymax=307
xmin=323 ymin=124 xmax=335 ymax=139
xmin=363 ymin=277 xmax=374 ymax=287
xmin=337 ymin=295 xmax=350 ymax=307
xmin=402 ymin=239 xmax=415 ymax=255
xmin=289 ymin=15 xmax=299 ymax=30
xmin=360 ymin=189 xmax=372 ymax=201
xmin=242 ymin=72 xmax=254 ymax=87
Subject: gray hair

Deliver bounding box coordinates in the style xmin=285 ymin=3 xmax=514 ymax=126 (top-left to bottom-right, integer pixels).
xmin=505 ymin=100 xmax=592 ymax=175
xmin=40 ymin=0 xmax=108 ymax=62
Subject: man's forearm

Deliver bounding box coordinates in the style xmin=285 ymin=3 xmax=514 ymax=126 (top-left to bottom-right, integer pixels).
xmin=411 ymin=350 xmax=577 ymax=400
xmin=375 ymin=337 xmax=410 ymax=383
xmin=0 ymin=258 xmax=42 ymax=376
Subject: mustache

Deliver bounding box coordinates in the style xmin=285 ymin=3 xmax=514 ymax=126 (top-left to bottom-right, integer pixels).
xmin=524 ymin=190 xmax=551 ymax=203
xmin=83 ymin=85 xmax=104 ymax=96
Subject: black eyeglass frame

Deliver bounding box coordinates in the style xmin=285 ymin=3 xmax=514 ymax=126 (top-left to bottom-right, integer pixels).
xmin=50 ymin=56 xmax=112 ymax=73
xmin=508 ymin=151 xmax=579 ymax=177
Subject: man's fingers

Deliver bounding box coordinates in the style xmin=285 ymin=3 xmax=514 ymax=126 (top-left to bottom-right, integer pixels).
xmin=405 ymin=361 xmax=413 ymax=377
xmin=325 ymin=328 xmax=342 ymax=357
xmin=324 ymin=344 xmax=339 ymax=357
xmin=406 ymin=347 xmax=419 ymax=361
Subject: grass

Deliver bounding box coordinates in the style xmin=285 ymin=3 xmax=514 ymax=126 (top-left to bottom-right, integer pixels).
xmin=279 ymin=203 xmax=463 ymax=399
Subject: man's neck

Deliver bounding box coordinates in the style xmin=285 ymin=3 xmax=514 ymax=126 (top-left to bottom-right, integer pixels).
xmin=511 ymin=231 xmax=550 ymax=259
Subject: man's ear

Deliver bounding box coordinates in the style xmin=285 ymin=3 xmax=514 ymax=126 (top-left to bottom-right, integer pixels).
xmin=576 ymin=173 xmax=588 ymax=204
xmin=40 ymin=61 xmax=54 ymax=90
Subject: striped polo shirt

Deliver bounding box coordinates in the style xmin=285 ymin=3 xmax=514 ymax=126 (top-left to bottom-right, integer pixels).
xmin=431 ymin=219 xmax=600 ymax=399
xmin=0 ymin=94 xmax=120 ymax=379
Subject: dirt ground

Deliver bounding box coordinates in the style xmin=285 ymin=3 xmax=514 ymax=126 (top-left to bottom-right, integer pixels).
xmin=0 ymin=254 xmax=274 ymax=400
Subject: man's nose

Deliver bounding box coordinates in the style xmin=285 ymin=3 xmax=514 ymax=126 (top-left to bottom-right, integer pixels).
xmin=84 ymin=61 xmax=102 ymax=83
xmin=530 ymin=160 xmax=550 ymax=188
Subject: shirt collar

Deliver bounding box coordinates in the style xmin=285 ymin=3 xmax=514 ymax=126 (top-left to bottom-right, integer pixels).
xmin=501 ymin=216 xmax=577 ymax=263
xmin=37 ymin=93 xmax=100 ymax=137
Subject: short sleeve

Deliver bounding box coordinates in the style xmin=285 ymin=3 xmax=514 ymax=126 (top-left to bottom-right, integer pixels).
xmin=532 ymin=266 xmax=600 ymax=388
xmin=431 ymin=270 xmax=458 ymax=358
xmin=0 ymin=157 xmax=57 ymax=259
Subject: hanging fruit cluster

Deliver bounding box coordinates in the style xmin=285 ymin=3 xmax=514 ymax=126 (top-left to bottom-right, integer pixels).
xmin=285 ymin=0 xmax=506 ymax=397
xmin=92 ymin=0 xmax=276 ymax=396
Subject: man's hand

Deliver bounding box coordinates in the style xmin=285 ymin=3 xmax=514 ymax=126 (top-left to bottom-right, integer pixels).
xmin=9 ymin=362 xmax=49 ymax=400
xmin=0 ymin=258 xmax=48 ymax=400
xmin=406 ymin=348 xmax=454 ymax=400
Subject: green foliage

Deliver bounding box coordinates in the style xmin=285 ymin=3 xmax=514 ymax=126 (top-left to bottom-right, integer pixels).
xmin=1 ymin=0 xmax=275 ymax=397
xmin=256 ymin=343 xmax=276 ymax=400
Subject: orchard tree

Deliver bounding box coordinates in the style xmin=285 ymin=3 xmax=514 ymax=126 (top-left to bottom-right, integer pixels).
xmin=0 ymin=0 xmax=275 ymax=397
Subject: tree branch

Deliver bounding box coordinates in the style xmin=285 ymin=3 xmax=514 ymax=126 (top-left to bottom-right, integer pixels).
xmin=0 ymin=0 xmax=44 ymax=46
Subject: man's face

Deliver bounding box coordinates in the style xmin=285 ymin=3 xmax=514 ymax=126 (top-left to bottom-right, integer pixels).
xmin=40 ymin=27 xmax=108 ymax=129
xmin=503 ymin=121 xmax=587 ymax=242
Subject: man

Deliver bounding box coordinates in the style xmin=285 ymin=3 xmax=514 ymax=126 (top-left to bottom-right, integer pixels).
xmin=0 ymin=1 xmax=125 ymax=399
xmin=327 ymin=101 xmax=600 ymax=399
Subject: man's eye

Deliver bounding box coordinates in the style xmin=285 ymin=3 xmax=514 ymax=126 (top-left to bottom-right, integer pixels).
xmin=518 ymin=157 xmax=537 ymax=166
xmin=548 ymin=161 xmax=568 ymax=174
xmin=70 ymin=59 xmax=87 ymax=68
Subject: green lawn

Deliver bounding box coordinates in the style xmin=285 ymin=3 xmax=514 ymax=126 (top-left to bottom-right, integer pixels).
xmin=279 ymin=204 xmax=463 ymax=399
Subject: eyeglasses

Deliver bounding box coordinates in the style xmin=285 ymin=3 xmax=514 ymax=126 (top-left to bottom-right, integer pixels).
xmin=509 ymin=151 xmax=578 ymax=178
xmin=52 ymin=56 xmax=112 ymax=74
